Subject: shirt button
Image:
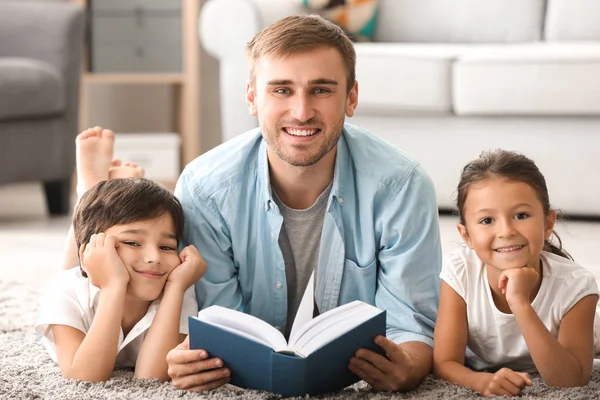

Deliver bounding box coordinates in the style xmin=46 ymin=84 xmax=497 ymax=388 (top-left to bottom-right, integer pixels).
xmin=337 ymin=197 xmax=344 ymax=205
xmin=265 ymin=203 xmax=269 ymax=211
xmin=271 ymin=232 xmax=275 ymax=240
xmin=275 ymin=281 xmax=283 ymax=289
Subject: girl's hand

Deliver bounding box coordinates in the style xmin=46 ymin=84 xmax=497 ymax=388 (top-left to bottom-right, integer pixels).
xmin=479 ymin=368 xmax=533 ymax=397
xmin=81 ymin=233 xmax=129 ymax=289
xmin=498 ymin=267 xmax=539 ymax=309
xmin=167 ymin=245 xmax=207 ymax=290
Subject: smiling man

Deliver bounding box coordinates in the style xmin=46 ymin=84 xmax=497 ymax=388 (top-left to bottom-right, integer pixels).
xmin=168 ymin=15 xmax=442 ymax=393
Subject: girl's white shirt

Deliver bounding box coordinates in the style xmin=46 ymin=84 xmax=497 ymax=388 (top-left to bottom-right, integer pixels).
xmin=441 ymin=246 xmax=600 ymax=372
xmin=34 ymin=267 xmax=198 ymax=368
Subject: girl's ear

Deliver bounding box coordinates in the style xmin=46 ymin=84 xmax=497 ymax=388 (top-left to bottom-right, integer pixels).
xmin=545 ymin=209 xmax=557 ymax=239
xmin=457 ymin=223 xmax=474 ymax=248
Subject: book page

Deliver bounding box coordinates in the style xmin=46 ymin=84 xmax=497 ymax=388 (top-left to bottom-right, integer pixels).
xmin=289 ymin=301 xmax=382 ymax=356
xmin=196 ymin=306 xmax=289 ymax=352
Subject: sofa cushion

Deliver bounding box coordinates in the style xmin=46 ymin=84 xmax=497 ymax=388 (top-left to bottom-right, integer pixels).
xmin=374 ymin=0 xmax=544 ymax=43
xmin=355 ymin=43 xmax=474 ymax=114
xmin=545 ymin=0 xmax=600 ymax=41
xmin=0 ymin=58 xmax=64 ymax=122
xmin=453 ymin=43 xmax=600 ymax=116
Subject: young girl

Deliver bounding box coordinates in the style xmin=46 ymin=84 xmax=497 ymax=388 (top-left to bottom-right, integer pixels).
xmin=35 ymin=127 xmax=206 ymax=382
xmin=433 ymin=149 xmax=600 ymax=397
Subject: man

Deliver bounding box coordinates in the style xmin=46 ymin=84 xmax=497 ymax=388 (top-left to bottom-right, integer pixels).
xmin=167 ymin=14 xmax=442 ymax=393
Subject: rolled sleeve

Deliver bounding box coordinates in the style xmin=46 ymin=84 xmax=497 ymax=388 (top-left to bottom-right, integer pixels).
xmin=375 ymin=165 xmax=442 ymax=347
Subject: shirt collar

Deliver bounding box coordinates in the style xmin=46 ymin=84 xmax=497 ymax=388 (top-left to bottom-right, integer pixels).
xmin=257 ymin=125 xmax=350 ymax=210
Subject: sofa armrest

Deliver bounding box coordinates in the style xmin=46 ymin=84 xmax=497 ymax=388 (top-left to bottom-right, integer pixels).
xmin=0 ymin=2 xmax=85 ymax=81
xmin=200 ymin=0 xmax=307 ymax=61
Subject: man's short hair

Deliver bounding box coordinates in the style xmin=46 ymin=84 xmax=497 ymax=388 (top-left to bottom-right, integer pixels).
xmin=246 ymin=14 xmax=356 ymax=93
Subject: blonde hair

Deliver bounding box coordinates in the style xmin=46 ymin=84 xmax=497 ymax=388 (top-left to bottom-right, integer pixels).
xmin=246 ymin=14 xmax=356 ymax=93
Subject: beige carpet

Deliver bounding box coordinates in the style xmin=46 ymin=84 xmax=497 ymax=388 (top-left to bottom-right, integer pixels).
xmin=2 ymin=280 xmax=600 ymax=399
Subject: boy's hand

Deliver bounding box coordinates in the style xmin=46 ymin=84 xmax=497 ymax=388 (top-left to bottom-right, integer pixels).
xmin=166 ymin=245 xmax=207 ymax=290
xmin=82 ymin=232 xmax=129 ymax=289
xmin=498 ymin=267 xmax=539 ymax=309
xmin=478 ymin=368 xmax=532 ymax=397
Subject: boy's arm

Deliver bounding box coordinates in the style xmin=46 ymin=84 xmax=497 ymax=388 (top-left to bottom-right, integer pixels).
xmin=135 ymin=283 xmax=187 ymax=381
xmin=512 ymin=293 xmax=597 ymax=386
xmin=135 ymin=245 xmax=205 ymax=381
xmin=52 ymin=284 xmax=127 ymax=382
xmin=61 ymin=225 xmax=80 ymax=270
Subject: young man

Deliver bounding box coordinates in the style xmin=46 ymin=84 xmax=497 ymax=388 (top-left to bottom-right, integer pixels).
xmin=167 ymin=15 xmax=442 ymax=392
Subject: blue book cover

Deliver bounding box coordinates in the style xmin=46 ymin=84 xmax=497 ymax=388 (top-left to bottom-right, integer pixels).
xmin=188 ymin=303 xmax=386 ymax=397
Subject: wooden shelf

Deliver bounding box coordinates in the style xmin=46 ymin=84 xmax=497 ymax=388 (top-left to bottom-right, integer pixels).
xmin=83 ymin=73 xmax=184 ymax=85
xmin=75 ymin=0 xmax=201 ymax=168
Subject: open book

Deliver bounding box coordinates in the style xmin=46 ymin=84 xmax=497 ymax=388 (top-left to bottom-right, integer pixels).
xmin=188 ymin=300 xmax=386 ymax=397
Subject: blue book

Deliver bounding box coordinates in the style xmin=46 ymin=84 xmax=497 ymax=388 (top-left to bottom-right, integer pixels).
xmin=188 ymin=301 xmax=386 ymax=397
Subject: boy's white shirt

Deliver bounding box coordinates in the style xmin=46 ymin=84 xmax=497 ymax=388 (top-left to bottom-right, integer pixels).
xmin=34 ymin=268 xmax=198 ymax=368
xmin=441 ymin=246 xmax=600 ymax=373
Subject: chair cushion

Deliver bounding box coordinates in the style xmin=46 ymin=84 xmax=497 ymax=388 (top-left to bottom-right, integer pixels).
xmin=453 ymin=43 xmax=600 ymax=116
xmin=0 ymin=58 xmax=65 ymax=122
xmin=545 ymin=0 xmax=600 ymax=41
xmin=355 ymin=43 xmax=472 ymax=114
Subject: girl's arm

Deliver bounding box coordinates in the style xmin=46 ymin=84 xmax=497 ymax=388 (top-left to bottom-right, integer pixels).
xmin=134 ymin=282 xmax=187 ymax=381
xmin=52 ymin=284 xmax=127 ymax=382
xmin=434 ymin=282 xmax=532 ymax=397
xmin=511 ymin=294 xmax=598 ymax=386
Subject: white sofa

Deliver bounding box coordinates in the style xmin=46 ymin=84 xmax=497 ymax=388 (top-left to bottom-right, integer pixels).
xmin=200 ymin=0 xmax=600 ymax=217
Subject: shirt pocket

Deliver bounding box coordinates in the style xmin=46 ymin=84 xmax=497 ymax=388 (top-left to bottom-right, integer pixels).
xmin=340 ymin=258 xmax=377 ymax=303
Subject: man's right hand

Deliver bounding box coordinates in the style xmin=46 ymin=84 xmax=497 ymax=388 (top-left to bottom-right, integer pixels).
xmin=166 ymin=336 xmax=231 ymax=392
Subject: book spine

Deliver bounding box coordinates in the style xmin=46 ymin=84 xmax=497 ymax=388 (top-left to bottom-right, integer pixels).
xmin=270 ymin=352 xmax=307 ymax=397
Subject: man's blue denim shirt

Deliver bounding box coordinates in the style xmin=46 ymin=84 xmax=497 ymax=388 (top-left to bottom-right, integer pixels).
xmin=175 ymin=123 xmax=442 ymax=346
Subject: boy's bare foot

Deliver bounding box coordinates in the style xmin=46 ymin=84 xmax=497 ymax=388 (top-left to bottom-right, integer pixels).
xmin=109 ymin=160 xmax=145 ymax=180
xmin=75 ymin=127 xmax=115 ymax=198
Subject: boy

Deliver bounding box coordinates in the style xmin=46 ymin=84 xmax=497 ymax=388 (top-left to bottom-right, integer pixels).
xmin=35 ymin=127 xmax=206 ymax=382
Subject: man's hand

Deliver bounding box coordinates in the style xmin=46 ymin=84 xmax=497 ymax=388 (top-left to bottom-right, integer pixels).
xmin=348 ymin=336 xmax=430 ymax=392
xmin=166 ymin=336 xmax=231 ymax=392
xmin=498 ymin=267 xmax=539 ymax=309
xmin=81 ymin=232 xmax=129 ymax=289
xmin=167 ymin=245 xmax=207 ymax=291
xmin=477 ymin=368 xmax=533 ymax=397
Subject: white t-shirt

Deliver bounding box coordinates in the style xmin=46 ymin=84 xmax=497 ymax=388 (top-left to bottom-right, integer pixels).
xmin=440 ymin=246 xmax=600 ymax=373
xmin=34 ymin=268 xmax=198 ymax=368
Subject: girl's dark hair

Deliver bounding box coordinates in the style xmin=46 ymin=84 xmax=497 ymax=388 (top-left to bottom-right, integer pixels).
xmin=456 ymin=149 xmax=572 ymax=260
xmin=73 ymin=178 xmax=185 ymax=275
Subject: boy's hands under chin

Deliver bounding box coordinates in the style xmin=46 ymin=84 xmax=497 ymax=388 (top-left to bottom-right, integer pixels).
xmin=82 ymin=232 xmax=129 ymax=289
xmin=498 ymin=267 xmax=539 ymax=309
xmin=166 ymin=245 xmax=207 ymax=290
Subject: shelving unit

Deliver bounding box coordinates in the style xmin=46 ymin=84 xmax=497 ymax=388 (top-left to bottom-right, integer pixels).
xmin=72 ymin=0 xmax=201 ymax=169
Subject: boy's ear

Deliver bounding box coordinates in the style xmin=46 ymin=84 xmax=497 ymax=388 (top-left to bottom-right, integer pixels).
xmin=545 ymin=209 xmax=557 ymax=239
xmin=457 ymin=223 xmax=474 ymax=248
xmin=78 ymin=243 xmax=88 ymax=273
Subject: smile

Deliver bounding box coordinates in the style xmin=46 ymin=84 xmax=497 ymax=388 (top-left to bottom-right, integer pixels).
xmin=284 ymin=128 xmax=320 ymax=137
xmin=133 ymin=269 xmax=165 ymax=279
xmin=494 ymin=245 xmax=525 ymax=253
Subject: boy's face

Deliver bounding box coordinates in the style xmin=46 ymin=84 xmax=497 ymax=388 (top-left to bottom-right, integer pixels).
xmin=246 ymin=46 xmax=358 ymax=168
xmin=104 ymin=214 xmax=181 ymax=302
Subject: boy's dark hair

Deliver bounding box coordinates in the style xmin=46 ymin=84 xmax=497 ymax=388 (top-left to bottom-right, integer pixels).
xmin=73 ymin=178 xmax=184 ymax=275
xmin=456 ymin=149 xmax=572 ymax=260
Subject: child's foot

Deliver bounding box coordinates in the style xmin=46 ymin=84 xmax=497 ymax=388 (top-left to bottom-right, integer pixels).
xmin=75 ymin=127 xmax=115 ymax=198
xmin=109 ymin=159 xmax=145 ymax=180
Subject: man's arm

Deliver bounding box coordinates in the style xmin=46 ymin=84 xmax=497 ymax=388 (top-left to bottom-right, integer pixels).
xmin=352 ymin=165 xmax=441 ymax=391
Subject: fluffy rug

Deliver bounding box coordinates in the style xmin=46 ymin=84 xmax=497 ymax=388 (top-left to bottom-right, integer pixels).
xmin=2 ymin=279 xmax=600 ymax=399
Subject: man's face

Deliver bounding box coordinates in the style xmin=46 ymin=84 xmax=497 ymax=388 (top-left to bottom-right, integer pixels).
xmin=246 ymin=47 xmax=358 ymax=167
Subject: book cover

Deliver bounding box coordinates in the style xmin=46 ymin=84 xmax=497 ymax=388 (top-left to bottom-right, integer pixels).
xmin=188 ymin=309 xmax=386 ymax=397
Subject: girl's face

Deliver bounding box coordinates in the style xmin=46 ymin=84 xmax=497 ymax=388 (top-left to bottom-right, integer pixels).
xmin=457 ymin=176 xmax=556 ymax=271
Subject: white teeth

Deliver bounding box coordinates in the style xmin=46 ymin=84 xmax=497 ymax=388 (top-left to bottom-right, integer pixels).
xmin=495 ymin=245 xmax=524 ymax=253
xmin=286 ymin=128 xmax=318 ymax=137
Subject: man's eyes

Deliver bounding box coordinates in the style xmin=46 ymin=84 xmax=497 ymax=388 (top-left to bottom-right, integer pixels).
xmin=273 ymin=88 xmax=331 ymax=95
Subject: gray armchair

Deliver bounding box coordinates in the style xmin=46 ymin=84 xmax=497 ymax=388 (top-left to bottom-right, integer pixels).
xmin=0 ymin=1 xmax=85 ymax=215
